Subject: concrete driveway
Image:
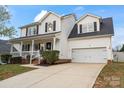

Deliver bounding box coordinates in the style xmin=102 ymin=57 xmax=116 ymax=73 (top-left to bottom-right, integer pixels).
xmin=0 ymin=63 xmax=105 ymax=88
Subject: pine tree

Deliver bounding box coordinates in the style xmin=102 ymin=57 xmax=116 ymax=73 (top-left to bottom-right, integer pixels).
xmin=120 ymin=44 xmax=124 ymax=52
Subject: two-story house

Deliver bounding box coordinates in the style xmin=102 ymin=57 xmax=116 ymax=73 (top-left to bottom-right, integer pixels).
xmin=10 ymin=11 xmax=114 ymax=64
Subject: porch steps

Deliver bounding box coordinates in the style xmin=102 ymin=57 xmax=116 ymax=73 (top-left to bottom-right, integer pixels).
xmin=55 ymin=59 xmax=71 ymax=64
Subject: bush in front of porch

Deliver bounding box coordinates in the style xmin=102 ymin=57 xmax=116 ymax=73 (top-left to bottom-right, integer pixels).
xmin=42 ymin=50 xmax=59 ymax=65
xmin=1 ymin=54 xmax=12 ymax=64
xmin=10 ymin=57 xmax=29 ymax=64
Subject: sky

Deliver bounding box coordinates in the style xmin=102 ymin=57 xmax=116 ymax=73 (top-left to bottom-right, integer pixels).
xmin=1 ymin=5 xmax=124 ymax=48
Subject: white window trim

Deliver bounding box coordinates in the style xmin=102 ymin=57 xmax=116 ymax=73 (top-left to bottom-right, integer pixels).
xmin=28 ymin=26 xmax=37 ymax=36
xmin=78 ymin=23 xmax=94 ymax=34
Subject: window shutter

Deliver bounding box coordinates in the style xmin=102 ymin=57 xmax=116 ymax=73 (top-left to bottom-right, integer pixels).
xmin=45 ymin=23 xmax=48 ymax=32
xmin=26 ymin=28 xmax=28 ymax=36
xmin=39 ymin=43 xmax=40 ymax=50
xmin=37 ymin=25 xmax=39 ymax=34
xmin=27 ymin=44 xmax=30 ymax=51
xmin=22 ymin=45 xmax=24 ymax=51
xmin=79 ymin=24 xmax=82 ymax=33
xmin=53 ymin=21 xmax=56 ymax=31
xmin=94 ymin=22 xmax=97 ymax=31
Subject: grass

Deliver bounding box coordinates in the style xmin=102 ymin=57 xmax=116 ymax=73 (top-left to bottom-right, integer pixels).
xmin=94 ymin=62 xmax=124 ymax=88
xmin=0 ymin=64 xmax=36 ymax=81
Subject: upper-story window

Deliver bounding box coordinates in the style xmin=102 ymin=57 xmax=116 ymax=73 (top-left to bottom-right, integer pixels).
xmin=45 ymin=21 xmax=56 ymax=32
xmin=27 ymin=26 xmax=37 ymax=36
xmin=28 ymin=28 xmax=32 ymax=36
xmin=79 ymin=22 xmax=97 ymax=34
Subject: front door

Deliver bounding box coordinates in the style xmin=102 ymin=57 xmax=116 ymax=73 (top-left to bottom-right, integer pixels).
xmin=40 ymin=44 xmax=44 ymax=52
xmin=46 ymin=42 xmax=52 ymax=50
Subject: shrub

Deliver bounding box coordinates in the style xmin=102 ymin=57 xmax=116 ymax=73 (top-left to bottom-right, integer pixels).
xmin=42 ymin=50 xmax=59 ymax=65
xmin=10 ymin=57 xmax=22 ymax=64
xmin=1 ymin=54 xmax=12 ymax=64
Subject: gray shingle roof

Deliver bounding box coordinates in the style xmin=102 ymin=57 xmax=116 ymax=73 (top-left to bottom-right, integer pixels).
xmin=68 ymin=17 xmax=114 ymax=38
xmin=10 ymin=31 xmax=61 ymax=42
xmin=0 ymin=40 xmax=11 ymax=54
xmin=19 ymin=22 xmax=40 ymax=29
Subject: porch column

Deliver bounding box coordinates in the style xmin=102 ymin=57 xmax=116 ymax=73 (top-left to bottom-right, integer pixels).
xmin=53 ymin=37 xmax=56 ymax=50
xmin=20 ymin=41 xmax=23 ymax=56
xmin=10 ymin=44 xmax=13 ymax=53
xmin=30 ymin=40 xmax=34 ymax=64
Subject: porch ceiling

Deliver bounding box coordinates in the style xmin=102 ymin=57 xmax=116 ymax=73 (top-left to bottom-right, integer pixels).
xmin=10 ymin=32 xmax=61 ymax=43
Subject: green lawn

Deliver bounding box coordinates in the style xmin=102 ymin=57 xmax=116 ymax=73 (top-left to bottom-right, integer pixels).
xmin=0 ymin=64 xmax=36 ymax=81
xmin=94 ymin=62 xmax=124 ymax=88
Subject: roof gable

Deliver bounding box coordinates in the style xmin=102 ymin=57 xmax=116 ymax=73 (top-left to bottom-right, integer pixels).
xmin=68 ymin=17 xmax=114 ymax=39
xmin=76 ymin=13 xmax=101 ymax=23
xmin=39 ymin=11 xmax=61 ymax=23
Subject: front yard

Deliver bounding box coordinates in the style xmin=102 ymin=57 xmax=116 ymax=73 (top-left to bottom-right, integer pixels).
xmin=0 ymin=64 xmax=36 ymax=81
xmin=94 ymin=62 xmax=124 ymax=88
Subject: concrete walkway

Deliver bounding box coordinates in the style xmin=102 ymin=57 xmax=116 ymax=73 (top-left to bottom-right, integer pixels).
xmin=0 ymin=63 xmax=105 ymax=88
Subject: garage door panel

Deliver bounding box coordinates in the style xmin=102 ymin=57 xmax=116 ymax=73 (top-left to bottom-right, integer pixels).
xmin=72 ymin=48 xmax=107 ymax=63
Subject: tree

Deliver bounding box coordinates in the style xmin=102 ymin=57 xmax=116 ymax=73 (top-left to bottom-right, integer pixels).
xmin=114 ymin=45 xmax=121 ymax=52
xmin=0 ymin=5 xmax=16 ymax=38
xmin=120 ymin=44 xmax=124 ymax=52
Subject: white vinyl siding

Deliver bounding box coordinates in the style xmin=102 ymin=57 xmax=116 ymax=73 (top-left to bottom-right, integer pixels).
xmin=78 ymin=15 xmax=100 ymax=34
xmin=21 ymin=28 xmax=26 ymax=37
xmin=39 ymin=13 xmax=61 ymax=34
xmin=68 ymin=36 xmax=113 ymax=62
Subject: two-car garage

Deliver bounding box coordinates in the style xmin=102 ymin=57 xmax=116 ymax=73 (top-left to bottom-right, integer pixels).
xmin=68 ymin=37 xmax=113 ymax=64
xmin=72 ymin=47 xmax=107 ymax=63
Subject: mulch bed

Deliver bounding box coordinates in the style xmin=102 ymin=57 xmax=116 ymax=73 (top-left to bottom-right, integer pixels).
xmin=36 ymin=62 xmax=71 ymax=67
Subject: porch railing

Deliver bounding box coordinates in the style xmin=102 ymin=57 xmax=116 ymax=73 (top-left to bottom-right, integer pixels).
xmin=11 ymin=50 xmax=40 ymax=59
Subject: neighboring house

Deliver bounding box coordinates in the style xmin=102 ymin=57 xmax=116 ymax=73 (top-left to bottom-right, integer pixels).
xmin=113 ymin=52 xmax=124 ymax=62
xmin=0 ymin=40 xmax=11 ymax=55
xmin=9 ymin=11 xmax=114 ymax=64
xmin=0 ymin=40 xmax=11 ymax=63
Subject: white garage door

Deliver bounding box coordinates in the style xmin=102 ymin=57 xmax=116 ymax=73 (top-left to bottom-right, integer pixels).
xmin=72 ymin=48 xmax=107 ymax=63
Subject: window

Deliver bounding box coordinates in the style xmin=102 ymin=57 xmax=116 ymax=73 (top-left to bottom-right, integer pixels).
xmin=79 ymin=22 xmax=95 ymax=33
xmin=45 ymin=23 xmax=48 ymax=32
xmin=34 ymin=44 xmax=39 ymax=51
xmin=27 ymin=26 xmax=37 ymax=36
xmin=28 ymin=28 xmax=32 ymax=36
xmin=53 ymin=21 xmax=56 ymax=31
xmin=33 ymin=28 xmax=36 ymax=34
xmin=46 ymin=42 xmax=52 ymax=50
xmin=22 ymin=44 xmax=30 ymax=51
xmin=82 ymin=24 xmax=87 ymax=33
xmin=87 ymin=23 xmax=94 ymax=32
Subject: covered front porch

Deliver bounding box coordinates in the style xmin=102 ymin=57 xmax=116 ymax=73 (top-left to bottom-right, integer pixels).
xmin=10 ymin=32 xmax=61 ymax=64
